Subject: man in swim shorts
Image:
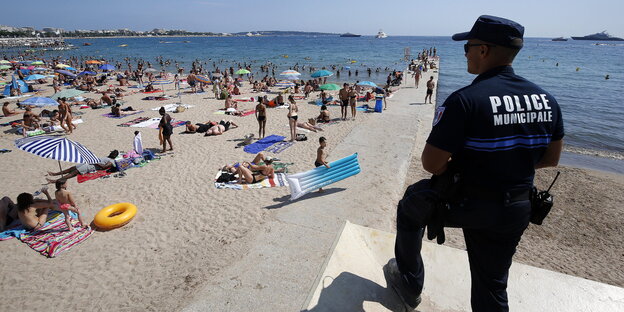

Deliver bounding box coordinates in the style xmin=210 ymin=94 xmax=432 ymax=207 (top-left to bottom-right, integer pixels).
xmin=46 ymin=150 xmax=119 ymax=183
xmin=339 ymin=83 xmax=349 ymax=120
xmin=425 ymin=76 xmax=435 ymax=104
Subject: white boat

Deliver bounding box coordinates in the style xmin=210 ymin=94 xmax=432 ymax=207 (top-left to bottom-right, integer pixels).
xmin=375 ymin=30 xmax=388 ymax=39
xmin=245 ymin=32 xmax=253 ymax=37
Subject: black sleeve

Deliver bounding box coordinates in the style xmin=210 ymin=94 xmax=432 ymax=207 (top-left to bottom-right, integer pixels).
xmin=426 ymin=92 xmax=468 ymax=154
xmin=552 ymin=101 xmax=565 ymax=141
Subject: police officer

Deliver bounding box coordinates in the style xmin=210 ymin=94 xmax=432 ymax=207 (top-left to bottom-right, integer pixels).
xmin=384 ymin=15 xmax=564 ymax=311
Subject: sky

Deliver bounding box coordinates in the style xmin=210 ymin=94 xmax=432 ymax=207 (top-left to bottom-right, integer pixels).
xmin=3 ymin=0 xmax=624 ymax=38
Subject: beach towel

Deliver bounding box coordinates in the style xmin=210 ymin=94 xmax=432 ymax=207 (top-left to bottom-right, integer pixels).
xmin=239 ymin=109 xmax=256 ymax=117
xmin=118 ymin=116 xmax=150 ymax=127
xmin=134 ymin=132 xmax=143 ymax=154
xmin=146 ymin=119 xmax=186 ymax=129
xmin=213 ymin=110 xmax=226 ymax=115
xmin=77 ymin=169 xmax=111 ymax=183
xmin=151 ymin=104 xmax=194 ymax=112
xmin=129 ymin=118 xmax=161 ymax=128
xmin=18 ymin=211 xmax=94 ymax=257
xmin=266 ymin=141 xmax=294 ymax=154
xmin=142 ymin=96 xmax=170 ymax=101
xmin=244 ymin=135 xmax=286 ymax=154
xmin=142 ymin=89 xmax=163 ymax=94
xmin=214 ymin=171 xmax=289 ymax=190
xmin=0 ymin=211 xmax=65 ymax=241
xmin=102 ymin=110 xmax=144 ymax=119
xmin=356 ymin=105 xmax=370 ymax=112
xmin=233 ymin=97 xmax=254 ymax=102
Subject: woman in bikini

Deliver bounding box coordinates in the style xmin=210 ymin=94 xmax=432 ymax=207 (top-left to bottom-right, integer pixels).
xmin=255 ymin=96 xmax=267 ymax=139
xmin=16 ymin=187 xmax=55 ymax=231
xmin=236 ymin=161 xmax=275 ymax=184
xmin=287 ymin=95 xmax=298 ymax=142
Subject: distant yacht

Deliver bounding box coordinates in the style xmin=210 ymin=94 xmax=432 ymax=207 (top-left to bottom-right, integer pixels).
xmin=340 ymin=32 xmax=361 ymax=37
xmin=246 ymin=32 xmax=253 ymax=37
xmin=571 ymin=31 xmax=624 ymax=41
xmin=551 ymin=37 xmax=568 ymax=41
xmin=375 ymin=30 xmax=388 ymax=39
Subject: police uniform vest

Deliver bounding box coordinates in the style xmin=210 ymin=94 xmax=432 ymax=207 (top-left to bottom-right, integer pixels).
xmin=427 ymin=66 xmax=564 ymax=191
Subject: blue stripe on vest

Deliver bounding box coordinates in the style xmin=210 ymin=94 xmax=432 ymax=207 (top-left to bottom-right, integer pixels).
xmin=465 ymin=135 xmax=551 ymax=151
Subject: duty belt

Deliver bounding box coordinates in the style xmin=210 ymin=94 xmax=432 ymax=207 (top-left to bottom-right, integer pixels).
xmin=461 ymin=186 xmax=531 ymax=203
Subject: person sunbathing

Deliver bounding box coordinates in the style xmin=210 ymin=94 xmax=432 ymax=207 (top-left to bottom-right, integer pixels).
xmin=111 ymin=104 xmax=135 ymax=117
xmin=222 ymin=153 xmax=273 ymax=173
xmin=297 ymin=118 xmax=324 ymax=132
xmin=46 ymin=150 xmax=118 ymax=183
xmin=3 ymin=102 xmax=24 ymax=116
xmin=184 ymin=120 xmax=217 ymax=133
xmin=143 ymin=83 xmax=155 ymax=92
xmin=100 ymin=93 xmax=113 ymax=106
xmin=236 ymin=160 xmax=275 ymax=184
xmin=0 ymin=196 xmax=19 ymax=232
xmin=317 ymin=105 xmax=330 ymax=122
xmin=16 ymin=187 xmax=55 ymax=231
xmin=21 ymin=107 xmax=41 ymax=136
xmin=204 ymin=120 xmax=238 ymax=136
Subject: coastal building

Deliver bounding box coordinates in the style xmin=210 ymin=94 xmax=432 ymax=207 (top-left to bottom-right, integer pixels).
xmin=42 ymin=27 xmax=64 ymax=35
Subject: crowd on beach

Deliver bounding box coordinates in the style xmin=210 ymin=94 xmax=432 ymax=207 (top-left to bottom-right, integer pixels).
xmin=0 ymin=46 xmax=437 ymax=235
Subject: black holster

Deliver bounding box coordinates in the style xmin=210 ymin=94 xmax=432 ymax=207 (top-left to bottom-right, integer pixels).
xmin=530 ymin=187 xmax=554 ymax=225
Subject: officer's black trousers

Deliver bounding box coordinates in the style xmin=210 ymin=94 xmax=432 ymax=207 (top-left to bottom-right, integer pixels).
xmin=395 ymin=194 xmax=531 ymax=312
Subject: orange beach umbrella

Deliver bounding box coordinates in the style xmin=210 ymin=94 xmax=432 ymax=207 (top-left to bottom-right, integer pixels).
xmin=86 ymin=60 xmax=102 ymax=64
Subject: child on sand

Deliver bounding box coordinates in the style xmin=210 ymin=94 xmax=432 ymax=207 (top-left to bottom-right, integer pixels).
xmin=315 ymin=137 xmax=331 ymax=192
xmin=54 ymin=179 xmax=86 ymax=231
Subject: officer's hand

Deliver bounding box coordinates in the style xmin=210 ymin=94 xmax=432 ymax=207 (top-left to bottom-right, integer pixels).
xmin=426 ymin=202 xmax=446 ymax=245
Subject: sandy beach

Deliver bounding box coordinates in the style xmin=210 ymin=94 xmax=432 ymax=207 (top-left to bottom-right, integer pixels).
xmin=1 ymin=61 xmax=623 ymax=312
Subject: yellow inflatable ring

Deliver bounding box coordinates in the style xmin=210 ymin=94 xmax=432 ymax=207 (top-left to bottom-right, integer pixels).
xmin=94 ymin=203 xmax=137 ymax=230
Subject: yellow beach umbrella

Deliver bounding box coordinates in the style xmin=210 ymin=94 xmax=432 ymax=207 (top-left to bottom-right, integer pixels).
xmin=55 ymin=64 xmax=69 ymax=68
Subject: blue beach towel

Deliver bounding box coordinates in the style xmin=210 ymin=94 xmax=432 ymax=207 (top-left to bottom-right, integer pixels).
xmin=244 ymin=135 xmax=285 ymax=154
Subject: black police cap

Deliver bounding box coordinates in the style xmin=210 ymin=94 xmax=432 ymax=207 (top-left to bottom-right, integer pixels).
xmin=452 ymin=15 xmax=524 ymax=49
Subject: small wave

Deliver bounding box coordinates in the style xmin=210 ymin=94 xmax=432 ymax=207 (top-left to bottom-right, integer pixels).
xmin=564 ymin=146 xmax=624 ymax=160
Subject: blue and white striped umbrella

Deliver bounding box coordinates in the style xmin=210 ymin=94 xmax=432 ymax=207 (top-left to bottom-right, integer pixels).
xmin=15 ymin=136 xmax=100 ymax=164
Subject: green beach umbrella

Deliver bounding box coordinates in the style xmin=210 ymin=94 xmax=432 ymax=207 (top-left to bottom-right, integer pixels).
xmin=319 ymin=83 xmax=340 ymax=91
xmin=234 ymin=69 xmax=251 ymax=75
xmin=51 ymin=89 xmax=86 ymax=100
xmin=0 ymin=65 xmax=11 ymax=70
xmin=0 ymin=60 xmax=10 ymax=64
xmin=31 ymin=61 xmax=44 ymax=65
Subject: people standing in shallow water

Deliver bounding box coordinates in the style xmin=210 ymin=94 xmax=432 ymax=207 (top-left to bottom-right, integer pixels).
xmin=255 ymin=97 xmax=267 ymax=139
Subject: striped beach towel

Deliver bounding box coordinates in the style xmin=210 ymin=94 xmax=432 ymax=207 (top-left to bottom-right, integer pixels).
xmin=18 ymin=211 xmax=94 ymax=258
xmin=214 ymin=171 xmax=289 ymax=190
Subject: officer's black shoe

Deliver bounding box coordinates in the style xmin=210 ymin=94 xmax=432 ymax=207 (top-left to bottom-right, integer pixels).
xmin=383 ymin=259 xmax=422 ymax=311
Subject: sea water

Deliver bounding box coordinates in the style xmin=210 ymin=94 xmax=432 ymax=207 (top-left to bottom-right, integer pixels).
xmin=6 ymin=36 xmax=623 ymax=165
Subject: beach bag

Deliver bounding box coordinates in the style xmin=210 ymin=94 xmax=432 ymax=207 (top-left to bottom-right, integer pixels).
xmin=296 ymin=134 xmax=308 ymax=141
xmin=115 ymin=158 xmax=134 ymax=171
